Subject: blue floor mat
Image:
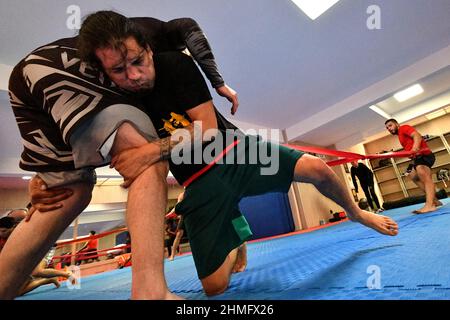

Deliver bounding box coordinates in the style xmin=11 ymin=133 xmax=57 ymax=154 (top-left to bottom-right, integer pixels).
xmin=19 ymin=198 xmax=450 ymax=300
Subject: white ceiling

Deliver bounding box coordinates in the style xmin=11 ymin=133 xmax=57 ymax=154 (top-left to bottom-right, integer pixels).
xmin=1 ymin=0 xmax=450 ymax=186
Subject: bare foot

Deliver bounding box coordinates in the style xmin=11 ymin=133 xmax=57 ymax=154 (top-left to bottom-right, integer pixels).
xmin=351 ymin=210 xmax=398 ymax=236
xmin=232 ymin=243 xmax=247 ymax=273
xmin=50 ymin=278 xmax=61 ymax=288
xmin=412 ymin=205 xmax=436 ymax=214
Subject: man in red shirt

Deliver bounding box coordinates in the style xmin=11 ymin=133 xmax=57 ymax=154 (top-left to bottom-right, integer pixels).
xmin=385 ymin=119 xmax=441 ymax=213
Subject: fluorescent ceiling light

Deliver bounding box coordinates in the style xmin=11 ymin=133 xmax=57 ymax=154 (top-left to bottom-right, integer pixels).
xmin=425 ymin=109 xmax=446 ymax=120
xmin=394 ymin=84 xmax=424 ymax=102
xmin=369 ymin=105 xmax=391 ymax=119
xmin=291 ymin=0 xmax=340 ymax=20
xmin=21 ymin=176 xmax=32 ymax=180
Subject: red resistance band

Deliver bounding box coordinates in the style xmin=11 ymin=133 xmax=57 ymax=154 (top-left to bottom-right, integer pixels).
xmin=283 ymin=144 xmax=431 ymax=167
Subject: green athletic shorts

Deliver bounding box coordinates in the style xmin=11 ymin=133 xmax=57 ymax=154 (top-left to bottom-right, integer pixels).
xmin=175 ymin=135 xmax=304 ymax=279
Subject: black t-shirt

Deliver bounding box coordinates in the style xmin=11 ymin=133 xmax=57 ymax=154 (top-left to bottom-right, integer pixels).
xmin=141 ymin=52 xmax=239 ymax=185
xmin=351 ymin=163 xmax=374 ymax=190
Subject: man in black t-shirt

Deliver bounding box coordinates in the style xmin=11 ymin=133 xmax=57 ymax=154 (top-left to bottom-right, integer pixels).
xmin=27 ymin=11 xmax=399 ymax=298
xmin=2 ymin=12 xmax=235 ymax=300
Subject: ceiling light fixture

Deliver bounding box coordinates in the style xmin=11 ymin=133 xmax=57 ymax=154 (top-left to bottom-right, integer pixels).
xmin=369 ymin=105 xmax=392 ymax=119
xmin=394 ymin=84 xmax=424 ymax=102
xmin=425 ymin=109 xmax=446 ymax=120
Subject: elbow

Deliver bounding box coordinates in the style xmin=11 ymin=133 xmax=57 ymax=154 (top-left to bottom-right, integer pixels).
xmin=180 ymin=17 xmax=198 ymax=28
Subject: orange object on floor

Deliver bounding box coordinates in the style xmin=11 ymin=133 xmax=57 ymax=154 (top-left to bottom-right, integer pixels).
xmin=116 ymin=253 xmax=132 ymax=268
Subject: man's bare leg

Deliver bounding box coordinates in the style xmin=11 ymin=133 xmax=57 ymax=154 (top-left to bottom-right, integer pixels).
xmin=0 ymin=182 xmax=93 ymax=299
xmin=409 ymin=169 xmax=442 ymax=211
xmin=31 ymin=261 xmax=71 ymax=279
xmin=293 ymin=155 xmax=398 ymax=236
xmin=110 ymin=123 xmax=180 ymax=300
xmin=413 ymin=165 xmax=437 ymax=214
xmin=20 ymin=277 xmax=61 ymax=296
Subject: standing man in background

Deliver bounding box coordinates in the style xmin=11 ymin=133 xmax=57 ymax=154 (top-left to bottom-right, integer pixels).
xmin=385 ymin=119 xmax=441 ymax=213
xmin=350 ymin=161 xmax=382 ymax=212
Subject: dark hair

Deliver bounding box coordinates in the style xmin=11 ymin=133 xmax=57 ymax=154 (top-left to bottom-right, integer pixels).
xmin=90 ymin=230 xmax=96 ymax=235
xmin=384 ymin=118 xmax=398 ymax=125
xmin=77 ymin=10 xmax=149 ymax=68
xmin=0 ymin=217 xmax=15 ymax=229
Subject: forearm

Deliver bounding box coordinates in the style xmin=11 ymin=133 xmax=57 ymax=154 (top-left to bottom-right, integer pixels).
xmin=146 ymin=121 xmax=218 ymax=163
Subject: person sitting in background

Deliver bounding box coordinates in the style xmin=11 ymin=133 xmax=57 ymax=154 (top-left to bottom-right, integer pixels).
xmin=0 ymin=214 xmax=71 ymax=296
xmin=75 ymin=231 xmax=99 ymax=265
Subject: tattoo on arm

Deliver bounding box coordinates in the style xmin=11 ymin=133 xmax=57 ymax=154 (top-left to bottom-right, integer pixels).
xmin=156 ymin=124 xmax=197 ymax=161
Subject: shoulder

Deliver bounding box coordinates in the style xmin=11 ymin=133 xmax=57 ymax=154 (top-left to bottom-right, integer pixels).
xmin=154 ymin=51 xmax=195 ymax=69
xmin=399 ymin=125 xmax=414 ymax=131
xmin=154 ymin=52 xmax=205 ymax=85
xmin=399 ymin=125 xmax=416 ymax=135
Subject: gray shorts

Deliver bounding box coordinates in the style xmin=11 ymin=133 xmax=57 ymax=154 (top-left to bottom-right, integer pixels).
xmin=40 ymin=104 xmax=157 ymax=188
xmin=37 ymin=168 xmax=96 ymax=188
xmin=69 ymin=104 xmax=157 ymax=168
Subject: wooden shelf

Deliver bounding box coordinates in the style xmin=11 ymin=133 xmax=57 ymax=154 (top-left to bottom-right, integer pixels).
xmin=378 ymin=177 xmax=400 ymax=184
xmin=433 ymin=162 xmax=450 ymax=169
xmin=424 ymin=135 xmax=441 ymax=142
xmin=382 ymin=190 xmax=405 ymax=196
xmin=373 ymin=165 xmax=393 ymax=172
xmin=432 ymin=147 xmax=448 ymax=154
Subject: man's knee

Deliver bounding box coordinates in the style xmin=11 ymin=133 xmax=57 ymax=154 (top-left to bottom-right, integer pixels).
xmin=57 ymin=182 xmax=93 ymax=219
xmin=294 ymin=154 xmax=329 ymax=184
xmin=111 ymin=122 xmax=150 ymax=156
xmin=409 ymin=170 xmax=420 ymax=181
xmin=202 ymin=276 xmax=230 ymax=297
xmin=416 ymin=165 xmax=431 ymax=178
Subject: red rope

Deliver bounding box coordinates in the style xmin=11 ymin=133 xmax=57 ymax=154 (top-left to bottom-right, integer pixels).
xmin=55 ymin=227 xmax=128 ymax=247
xmin=52 ymin=244 xmax=131 ymax=263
